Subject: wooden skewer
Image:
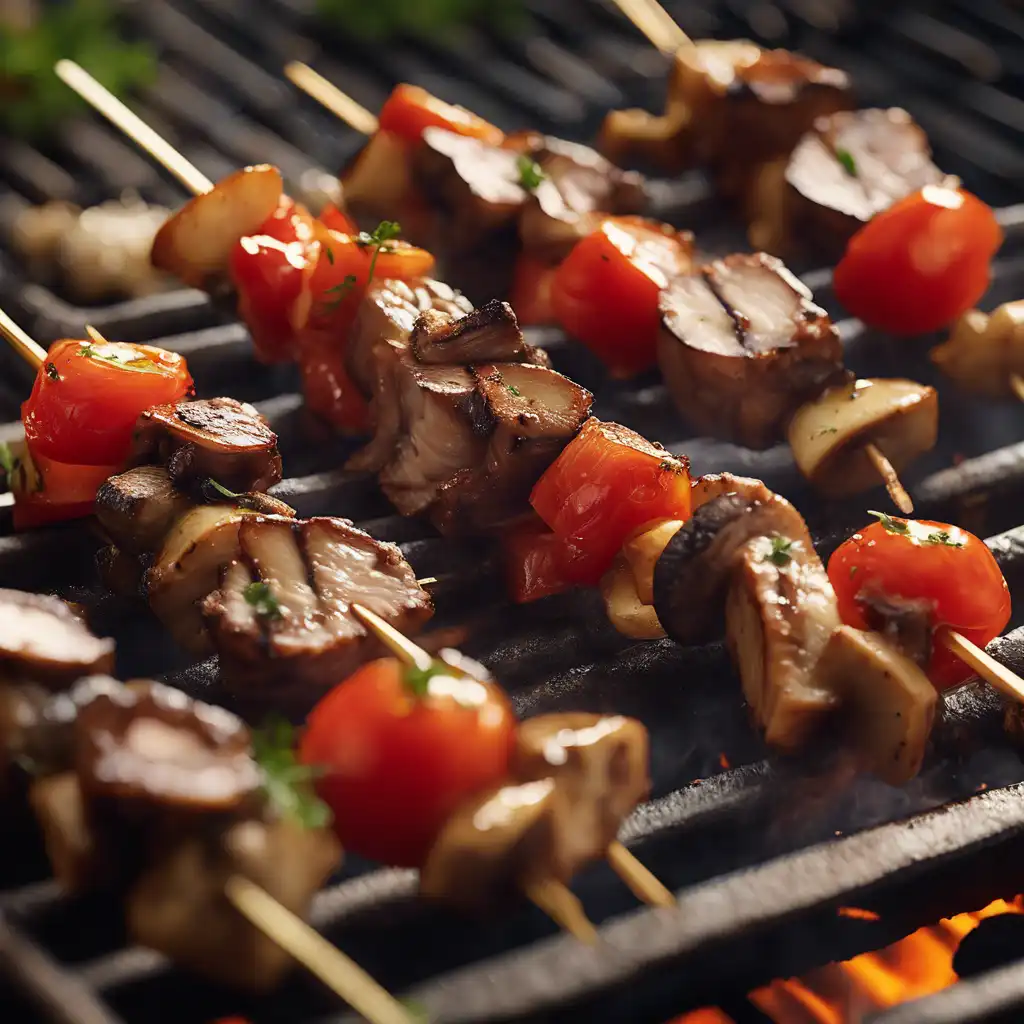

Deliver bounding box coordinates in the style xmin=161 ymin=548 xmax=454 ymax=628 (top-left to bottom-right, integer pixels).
xmin=609 ymin=0 xmax=694 ymax=55
xmin=351 ymin=603 xmax=666 ymax=926
xmin=941 ymin=628 xmax=1024 ymax=705
xmin=864 ymin=442 xmax=914 ymax=515
xmin=1011 ymin=373 xmax=1024 ymax=403
xmin=284 ymin=62 xmax=379 ymax=136
xmin=0 ymin=309 xmax=47 ymax=370
xmin=55 ymin=59 xmax=213 ymax=195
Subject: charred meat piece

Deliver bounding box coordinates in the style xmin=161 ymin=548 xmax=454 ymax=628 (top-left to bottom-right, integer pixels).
xmin=788 ymin=378 xmax=938 ymax=499
xmin=512 ymin=713 xmax=650 ymax=873
xmin=128 ymin=813 xmax=340 ymax=991
xmin=96 ymin=466 xmax=194 ymax=557
xmin=129 ymin=397 xmax=282 ymax=496
xmin=411 ymin=300 xmax=527 ymax=365
xmin=658 ymin=253 xmax=843 ymax=449
xmin=654 ymin=484 xmax=814 ymax=646
xmin=75 ymin=680 xmax=261 ymax=815
xmin=0 ymin=589 xmax=115 ymax=690
xmin=726 ymin=533 xmax=841 ymax=752
xmin=752 ymin=108 xmax=946 ymax=256
xmin=430 ymin=361 xmax=593 ymax=535
xmin=420 ymin=778 xmax=570 ymax=913
xmin=202 ymin=516 xmax=432 ymax=710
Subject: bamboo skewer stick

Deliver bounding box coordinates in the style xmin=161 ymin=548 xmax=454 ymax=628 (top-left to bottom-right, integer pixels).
xmin=351 ymin=603 xmax=669 ymax=928
xmin=0 ymin=309 xmax=48 ymax=370
xmin=609 ymin=0 xmax=694 ymax=55
xmin=941 ymin=629 xmax=1024 ymax=705
xmin=864 ymin=443 xmax=914 ymax=515
xmin=284 ymin=62 xmax=379 ymax=135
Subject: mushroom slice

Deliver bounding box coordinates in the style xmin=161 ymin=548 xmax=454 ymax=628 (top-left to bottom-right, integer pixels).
xmin=0 ymin=589 xmax=115 ymax=690
xmin=420 ymin=778 xmax=569 ymax=913
xmin=411 ymin=299 xmax=527 ymax=365
xmin=600 ymin=555 xmax=666 ymax=640
xmin=129 ymin=397 xmax=283 ymax=496
xmin=202 ymin=516 xmax=432 ymax=709
xmin=146 ymin=504 xmax=260 ymax=654
xmin=151 ymin=165 xmax=284 ymax=290
xmin=128 ymin=814 xmax=341 ymax=992
xmin=74 ymin=680 xmax=260 ymax=814
xmin=511 ymin=713 xmax=650 ymax=872
xmin=725 ymin=534 xmax=841 ymax=753
xmin=29 ymin=771 xmax=102 ymax=893
xmin=96 ymin=466 xmax=194 ymax=556
xmin=931 ymin=302 xmax=1024 ymax=398
xmin=788 ymin=378 xmax=939 ymax=499
xmin=621 ymin=518 xmax=687 ymax=606
xmin=653 ymin=486 xmax=814 ymax=647
xmin=657 ymin=253 xmax=843 ymax=448
xmin=817 ymin=625 xmax=937 ymax=785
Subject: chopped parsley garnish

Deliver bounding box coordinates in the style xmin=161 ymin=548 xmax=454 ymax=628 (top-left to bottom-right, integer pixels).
xmin=318 ymin=220 xmax=402 ymax=316
xmin=44 ymin=362 xmax=60 ymax=381
xmin=506 ymin=384 xmax=522 ymax=397
xmin=868 ymin=509 xmax=910 ymax=536
xmin=404 ymin=660 xmax=448 ymax=698
xmin=0 ymin=442 xmax=16 ymax=479
xmin=763 ymin=535 xmax=799 ymax=567
xmin=203 ymin=478 xmax=243 ymax=502
xmin=244 ymin=581 xmax=283 ymax=621
xmin=325 ymin=245 xmax=335 ymax=265
xmin=252 ymin=717 xmax=331 ymax=829
xmin=319 ymin=274 xmax=358 ymax=313
xmin=77 ymin=342 xmax=158 ymax=372
xmin=836 ymin=148 xmax=857 ymax=176
xmin=922 ymin=529 xmax=966 ymax=548
xmin=516 ymin=154 xmax=546 ymax=192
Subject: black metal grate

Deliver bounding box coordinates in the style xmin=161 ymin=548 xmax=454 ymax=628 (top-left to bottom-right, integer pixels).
xmin=4 ymin=2 xmax=1024 ymax=1022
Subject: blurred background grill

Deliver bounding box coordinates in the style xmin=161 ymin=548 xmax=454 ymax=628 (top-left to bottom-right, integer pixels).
xmin=5 ymin=2 xmax=1024 ymax=1023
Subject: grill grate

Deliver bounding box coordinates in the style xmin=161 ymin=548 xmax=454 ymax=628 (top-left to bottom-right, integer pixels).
xmin=4 ymin=2 xmax=1024 ymax=1022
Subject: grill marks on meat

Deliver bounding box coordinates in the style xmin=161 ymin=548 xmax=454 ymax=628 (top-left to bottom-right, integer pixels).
xmin=202 ymin=516 xmax=432 ymax=710
xmin=658 ymin=253 xmax=843 ymax=448
xmin=129 ymin=397 xmax=282 ymax=496
xmin=412 ymin=300 xmax=526 ymax=364
xmin=96 ymin=467 xmax=195 ymax=557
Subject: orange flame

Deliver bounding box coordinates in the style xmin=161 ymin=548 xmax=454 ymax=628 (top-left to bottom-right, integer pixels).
xmin=672 ymin=897 xmax=1024 ymax=1024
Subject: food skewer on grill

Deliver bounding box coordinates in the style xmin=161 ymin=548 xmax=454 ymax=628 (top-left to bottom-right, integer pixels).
xmin=0 ymin=592 xmax=415 ymax=1023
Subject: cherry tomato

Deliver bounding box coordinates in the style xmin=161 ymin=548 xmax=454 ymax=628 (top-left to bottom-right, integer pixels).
xmin=502 ymin=516 xmax=581 ymax=603
xmin=377 ymin=84 xmax=505 ymax=147
xmin=530 ymin=418 xmax=692 ymax=587
xmin=230 ymin=196 xmax=317 ymax=364
xmin=300 ymin=655 xmax=516 ymax=868
xmin=22 ymin=339 xmax=193 ymax=467
xmin=295 ymin=330 xmax=371 ymax=434
xmin=318 ymin=202 xmax=358 ymax=234
xmin=827 ymin=514 xmax=1011 ymax=689
xmin=11 ymin=447 xmax=118 ymax=530
xmin=551 ymin=217 xmax=693 ymax=376
xmin=833 ymin=185 xmax=1003 ymax=336
xmin=509 ymin=255 xmax=558 ymax=326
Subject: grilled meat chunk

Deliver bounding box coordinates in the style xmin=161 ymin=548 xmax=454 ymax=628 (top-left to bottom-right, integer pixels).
xmin=726 ymin=533 xmax=841 ymax=752
xmin=96 ymin=466 xmax=194 ymax=557
xmin=0 ymin=589 xmax=115 ymax=690
xmin=128 ymin=813 xmax=340 ymax=991
xmin=654 ymin=483 xmax=814 ymax=646
xmin=412 ymin=300 xmax=527 ymax=365
xmin=658 ymin=253 xmax=843 ymax=449
xmin=129 ymin=397 xmax=282 ymax=496
xmin=202 ymin=516 xmax=432 ymax=710
xmin=751 ymin=108 xmax=945 ymax=256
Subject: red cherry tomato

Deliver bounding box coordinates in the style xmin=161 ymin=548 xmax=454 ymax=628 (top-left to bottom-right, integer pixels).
xmin=551 ymin=217 xmax=692 ymax=377
xmin=827 ymin=515 xmax=1011 ymax=689
xmin=22 ymin=339 xmax=193 ymax=467
xmin=295 ymin=330 xmax=371 ymax=434
xmin=300 ymin=655 xmax=516 ymax=868
xmin=530 ymin=418 xmax=692 ymax=587
xmin=502 ymin=516 xmax=581 ymax=603
xmin=833 ymin=186 xmax=1003 ymax=336
xmin=377 ymin=84 xmax=505 ymax=147
xmin=509 ymin=255 xmax=558 ymax=326
xmin=11 ymin=447 xmax=118 ymax=530
xmin=230 ymin=196 xmax=317 ymax=364
xmin=318 ymin=202 xmax=358 ymax=234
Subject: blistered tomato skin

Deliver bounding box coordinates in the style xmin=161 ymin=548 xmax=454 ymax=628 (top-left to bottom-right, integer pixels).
xmin=833 ymin=186 xmax=1003 ymax=336
xmin=377 ymin=84 xmax=505 ymax=146
xmin=827 ymin=516 xmax=1011 ymax=689
xmin=21 ymin=339 xmax=193 ymax=467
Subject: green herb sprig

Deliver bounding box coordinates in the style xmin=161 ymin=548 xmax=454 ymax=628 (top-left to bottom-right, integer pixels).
xmin=244 ymin=581 xmax=283 ymax=621
xmin=252 ymin=717 xmax=331 ymax=829
xmin=836 ymin=148 xmax=857 ymax=176
xmin=516 ymin=154 xmax=545 ymax=192
xmin=868 ymin=510 xmax=910 ymax=536
xmin=763 ymin=535 xmax=799 ymax=567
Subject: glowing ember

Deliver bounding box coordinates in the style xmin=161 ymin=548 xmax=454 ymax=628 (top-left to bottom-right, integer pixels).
xmin=670 ymin=898 xmax=1024 ymax=1024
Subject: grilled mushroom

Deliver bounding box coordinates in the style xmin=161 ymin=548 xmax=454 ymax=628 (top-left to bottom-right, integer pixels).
xmin=817 ymin=625 xmax=937 ymax=785
xmin=128 ymin=813 xmax=340 ymax=991
xmin=74 ymin=681 xmax=261 ymax=815
xmin=0 ymin=589 xmax=115 ymax=690
xmin=96 ymin=466 xmax=194 ymax=557
xmin=931 ymin=302 xmax=1024 ymax=398
xmin=725 ymin=533 xmax=841 ymax=752
xmin=151 ymin=165 xmax=284 ymax=290
xmin=411 ymin=300 xmax=527 ymax=365
xmin=658 ymin=253 xmax=844 ymax=449
xmin=28 ymin=771 xmax=102 ymax=892
xmin=420 ymin=778 xmax=569 ymax=913
xmin=600 ymin=555 xmax=666 ymax=640
xmin=511 ymin=713 xmax=650 ymax=871
xmin=750 ymin=107 xmax=946 ymax=256
xmin=129 ymin=398 xmax=282 ymax=496
xmin=788 ymin=378 xmax=939 ymax=499
xmin=653 ymin=484 xmax=814 ymax=646
xmin=202 ymin=516 xmax=432 ymax=710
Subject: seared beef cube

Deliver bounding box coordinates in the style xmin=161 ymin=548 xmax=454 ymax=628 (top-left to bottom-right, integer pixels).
xmin=96 ymin=466 xmax=194 ymax=556
xmin=657 ymin=252 xmax=843 ymax=448
xmin=412 ymin=300 xmax=527 ymax=364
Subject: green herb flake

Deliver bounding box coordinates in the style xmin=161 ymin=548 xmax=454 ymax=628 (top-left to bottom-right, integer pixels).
xmin=0 ymin=442 xmax=15 ymax=479
xmin=868 ymin=509 xmax=910 ymax=536
xmin=244 ymin=581 xmax=283 ymax=621
xmin=204 ymin=478 xmax=243 ymax=502
xmin=923 ymin=529 xmax=966 ymax=548
xmin=849 ymin=565 xmax=859 ymax=578
xmin=506 ymin=384 xmax=522 ymax=397
xmin=252 ymin=716 xmax=332 ymax=830
xmin=76 ymin=342 xmax=158 ymax=372
xmin=325 ymin=245 xmax=335 ymax=265
xmin=763 ymin=535 xmax=798 ymax=567
xmin=516 ymin=153 xmax=545 ymax=192
xmin=45 ymin=362 xmax=60 ymax=381
xmin=404 ymin=660 xmax=449 ymax=698
xmin=836 ymin=148 xmax=857 ymax=176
